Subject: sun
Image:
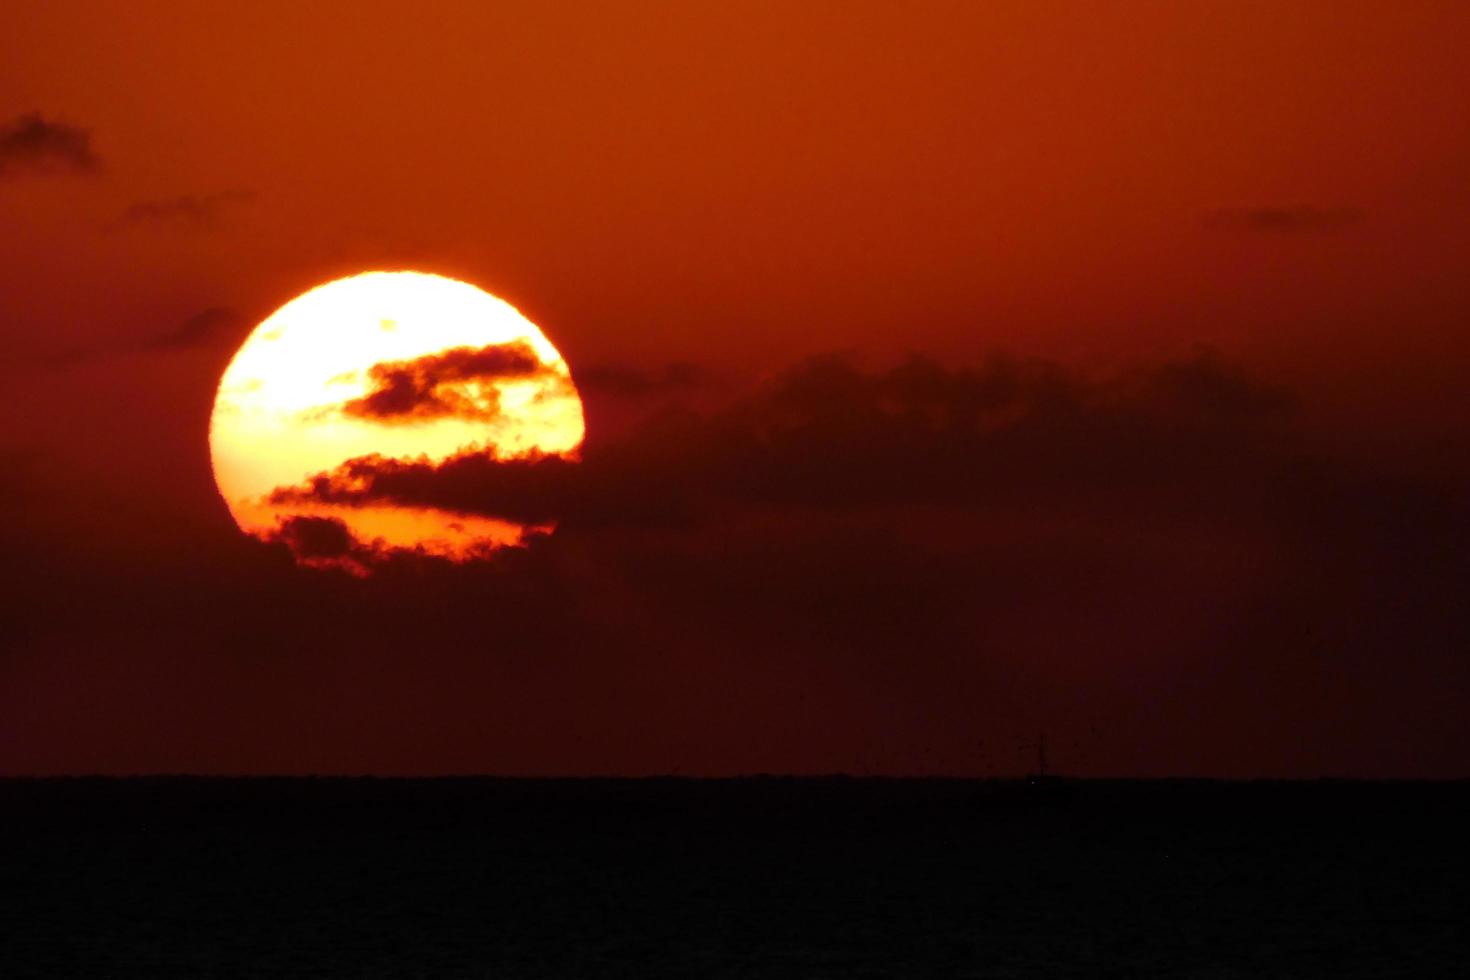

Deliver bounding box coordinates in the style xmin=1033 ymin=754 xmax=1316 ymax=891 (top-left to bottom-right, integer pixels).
xmin=209 ymin=271 xmax=584 ymax=566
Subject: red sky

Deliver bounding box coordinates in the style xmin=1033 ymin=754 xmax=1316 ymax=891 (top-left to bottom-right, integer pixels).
xmin=3 ymin=1 xmax=1469 ymax=776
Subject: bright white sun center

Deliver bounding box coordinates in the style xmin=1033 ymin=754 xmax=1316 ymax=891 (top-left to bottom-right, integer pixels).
xmin=209 ymin=271 xmax=584 ymax=565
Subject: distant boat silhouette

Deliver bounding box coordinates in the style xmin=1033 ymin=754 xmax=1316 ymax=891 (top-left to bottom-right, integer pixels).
xmin=1025 ymin=733 xmax=1068 ymax=797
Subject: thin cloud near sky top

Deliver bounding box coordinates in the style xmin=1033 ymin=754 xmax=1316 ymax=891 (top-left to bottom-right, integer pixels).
xmin=0 ymin=113 xmax=100 ymax=179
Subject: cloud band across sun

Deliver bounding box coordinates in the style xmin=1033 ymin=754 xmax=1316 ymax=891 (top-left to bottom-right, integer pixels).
xmin=340 ymin=341 xmax=561 ymax=424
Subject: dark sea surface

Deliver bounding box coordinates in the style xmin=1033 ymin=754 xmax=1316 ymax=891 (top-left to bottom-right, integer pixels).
xmin=1 ymin=778 xmax=1466 ymax=978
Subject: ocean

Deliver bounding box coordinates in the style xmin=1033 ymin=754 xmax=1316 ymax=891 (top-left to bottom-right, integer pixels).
xmin=2 ymin=778 xmax=1465 ymax=977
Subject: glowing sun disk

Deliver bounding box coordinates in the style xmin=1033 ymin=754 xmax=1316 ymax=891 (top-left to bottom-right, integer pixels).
xmin=209 ymin=271 xmax=584 ymax=565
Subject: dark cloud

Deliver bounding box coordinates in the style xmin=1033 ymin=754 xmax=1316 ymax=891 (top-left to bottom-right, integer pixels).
xmin=274 ymin=349 xmax=1294 ymax=528
xmin=342 ymin=341 xmax=555 ymax=423
xmin=274 ymin=515 xmax=357 ymax=558
xmin=0 ymin=113 xmax=99 ymax=179
xmin=141 ymin=307 xmax=240 ymax=351
xmin=12 ymin=308 xmax=242 ymax=372
xmin=271 ymin=452 xmax=579 ymax=527
xmin=267 ymin=515 xmax=380 ymax=575
xmin=575 ymin=362 xmax=713 ymax=399
xmin=1204 ymin=206 xmax=1363 ymax=233
xmin=107 ymin=189 xmax=255 ymax=232
xmin=28 ymin=347 xmax=92 ymax=373
xmin=1124 ymin=353 xmax=1292 ymax=418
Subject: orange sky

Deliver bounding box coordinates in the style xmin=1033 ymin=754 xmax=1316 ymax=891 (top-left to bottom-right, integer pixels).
xmin=4 ymin=2 xmax=1470 ymax=777
xmin=5 ymin=1 xmax=1470 ymax=375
